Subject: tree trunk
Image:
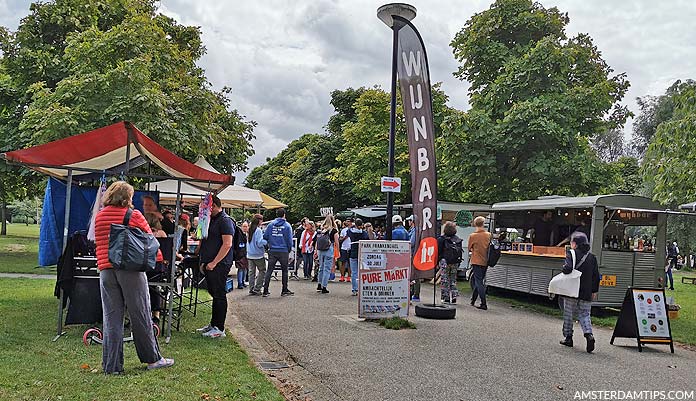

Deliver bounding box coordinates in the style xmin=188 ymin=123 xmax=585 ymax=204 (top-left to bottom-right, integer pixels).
xmin=1 ymin=200 xmax=6 ymax=236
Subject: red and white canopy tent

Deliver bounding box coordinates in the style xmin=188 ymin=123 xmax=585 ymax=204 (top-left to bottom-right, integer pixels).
xmin=1 ymin=121 xmax=234 ymax=342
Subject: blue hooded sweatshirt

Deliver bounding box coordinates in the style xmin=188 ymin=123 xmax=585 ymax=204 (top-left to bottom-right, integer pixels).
xmin=264 ymin=217 xmax=293 ymax=253
xmin=247 ymin=227 xmax=267 ymax=259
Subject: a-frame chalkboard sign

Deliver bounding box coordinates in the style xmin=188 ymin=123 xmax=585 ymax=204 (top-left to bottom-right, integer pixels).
xmin=610 ymin=287 xmax=674 ymax=353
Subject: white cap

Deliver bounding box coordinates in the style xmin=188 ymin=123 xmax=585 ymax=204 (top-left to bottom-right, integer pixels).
xmin=392 ymin=215 xmax=403 ymax=224
xmin=404 ymin=215 xmax=414 ymax=221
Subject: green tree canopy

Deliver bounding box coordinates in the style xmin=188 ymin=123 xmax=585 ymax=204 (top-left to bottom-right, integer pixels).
xmin=1 ymin=0 xmax=254 ymax=174
xmin=630 ymin=80 xmax=693 ymax=159
xmin=330 ymin=85 xmax=454 ymax=205
xmin=643 ymin=80 xmax=696 ymax=204
xmin=446 ymin=0 xmax=630 ymax=203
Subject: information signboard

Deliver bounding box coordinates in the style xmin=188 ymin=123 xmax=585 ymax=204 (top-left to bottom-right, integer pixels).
xmin=610 ymin=287 xmax=674 ymax=353
xmin=358 ymin=240 xmax=411 ymax=319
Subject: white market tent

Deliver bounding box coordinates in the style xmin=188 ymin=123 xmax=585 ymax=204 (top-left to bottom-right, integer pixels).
xmin=152 ymin=157 xmax=286 ymax=209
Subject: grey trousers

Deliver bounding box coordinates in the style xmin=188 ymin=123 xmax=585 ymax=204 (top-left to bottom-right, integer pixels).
xmin=247 ymin=258 xmax=266 ymax=292
xmin=562 ymin=297 xmax=593 ymax=337
xmin=100 ymin=268 xmax=161 ymax=373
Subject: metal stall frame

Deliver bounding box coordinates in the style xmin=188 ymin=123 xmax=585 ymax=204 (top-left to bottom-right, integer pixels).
xmin=1 ymin=122 xmax=232 ymax=344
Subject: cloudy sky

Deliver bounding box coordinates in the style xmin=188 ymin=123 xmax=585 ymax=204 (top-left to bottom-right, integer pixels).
xmin=2 ymin=0 xmax=695 ymax=182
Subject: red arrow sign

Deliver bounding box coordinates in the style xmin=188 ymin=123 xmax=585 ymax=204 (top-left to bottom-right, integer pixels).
xmin=383 ymin=180 xmax=399 ymax=188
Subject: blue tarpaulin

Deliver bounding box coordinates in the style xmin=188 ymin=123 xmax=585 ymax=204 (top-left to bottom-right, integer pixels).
xmin=39 ymin=178 xmax=158 ymax=266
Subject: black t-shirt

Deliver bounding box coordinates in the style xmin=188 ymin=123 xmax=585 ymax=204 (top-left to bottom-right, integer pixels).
xmin=161 ymin=216 xmax=176 ymax=235
xmin=532 ymin=219 xmax=554 ymax=246
xmin=199 ymin=211 xmax=235 ymax=265
xmin=348 ymin=229 xmax=369 ymax=259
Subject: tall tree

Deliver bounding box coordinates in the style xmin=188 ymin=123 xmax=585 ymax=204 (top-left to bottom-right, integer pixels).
xmin=245 ymin=88 xmax=372 ymax=220
xmin=643 ymin=80 xmax=696 ymax=204
xmin=330 ymin=85 xmax=453 ymax=205
xmin=447 ymin=0 xmax=630 ymax=203
xmin=592 ymin=129 xmax=625 ymax=163
xmin=1 ymin=0 xmax=254 ymax=175
xmin=630 ymin=79 xmax=694 ymax=159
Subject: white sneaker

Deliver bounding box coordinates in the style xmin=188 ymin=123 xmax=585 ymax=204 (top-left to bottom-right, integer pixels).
xmin=202 ymin=327 xmax=226 ymax=338
xmin=196 ymin=324 xmax=213 ymax=333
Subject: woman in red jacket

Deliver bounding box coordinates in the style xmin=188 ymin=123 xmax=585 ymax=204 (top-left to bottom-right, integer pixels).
xmin=94 ymin=181 xmax=173 ymax=374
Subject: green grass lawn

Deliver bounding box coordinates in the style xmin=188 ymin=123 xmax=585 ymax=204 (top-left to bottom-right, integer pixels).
xmin=457 ymin=269 xmax=696 ymax=345
xmin=0 ymin=223 xmax=55 ymax=274
xmin=0 ymin=278 xmax=284 ymax=401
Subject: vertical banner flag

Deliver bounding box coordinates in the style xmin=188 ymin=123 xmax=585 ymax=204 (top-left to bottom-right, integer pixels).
xmin=394 ymin=16 xmax=438 ymax=279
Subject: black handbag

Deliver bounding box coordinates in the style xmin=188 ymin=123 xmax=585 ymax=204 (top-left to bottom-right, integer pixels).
xmin=108 ymin=209 xmax=160 ymax=272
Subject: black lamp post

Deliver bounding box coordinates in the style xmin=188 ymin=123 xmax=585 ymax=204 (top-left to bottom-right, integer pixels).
xmin=377 ymin=3 xmax=417 ymax=241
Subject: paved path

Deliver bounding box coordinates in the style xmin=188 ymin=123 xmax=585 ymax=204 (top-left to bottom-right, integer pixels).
xmin=0 ymin=273 xmax=54 ymax=279
xmin=228 ymin=277 xmax=696 ymax=401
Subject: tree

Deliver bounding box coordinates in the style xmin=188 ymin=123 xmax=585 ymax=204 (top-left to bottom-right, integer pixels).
xmin=1 ymin=0 xmax=254 ymax=175
xmin=592 ymin=129 xmax=625 ymax=163
xmin=643 ymin=80 xmax=696 ymax=204
xmin=245 ymin=88 xmax=372 ymax=220
xmin=605 ymin=156 xmax=641 ymax=194
xmin=630 ymin=80 xmax=693 ymax=159
xmin=8 ymin=197 xmax=43 ymax=224
xmin=447 ymin=0 xmax=630 ymax=203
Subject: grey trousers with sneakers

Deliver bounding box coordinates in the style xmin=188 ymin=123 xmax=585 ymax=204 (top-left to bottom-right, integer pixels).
xmin=100 ymin=268 xmax=161 ymax=373
xmin=247 ymin=257 xmax=266 ymax=292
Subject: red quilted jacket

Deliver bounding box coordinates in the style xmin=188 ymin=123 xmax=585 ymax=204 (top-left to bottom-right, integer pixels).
xmin=95 ymin=206 xmax=163 ymax=270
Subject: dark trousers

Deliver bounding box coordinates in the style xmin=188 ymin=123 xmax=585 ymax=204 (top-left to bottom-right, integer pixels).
xmin=264 ymin=251 xmax=290 ymax=293
xmin=204 ymin=263 xmax=232 ymax=330
xmin=303 ymin=252 xmax=314 ymax=278
xmin=471 ymin=264 xmax=487 ymax=306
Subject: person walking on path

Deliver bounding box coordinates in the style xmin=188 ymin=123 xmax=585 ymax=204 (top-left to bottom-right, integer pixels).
xmin=94 ymin=181 xmax=173 ymax=374
xmin=236 ymin=221 xmax=249 ymax=289
xmin=316 ymin=215 xmax=339 ymax=294
xmin=198 ymin=195 xmax=235 ymax=338
xmin=247 ymin=214 xmax=267 ymax=295
xmin=338 ymin=218 xmax=353 ymax=282
xmin=348 ymin=218 xmax=369 ymax=296
xmin=666 ymin=241 xmax=679 ymax=290
xmin=559 ymin=232 xmax=600 ymax=353
xmin=468 ymin=216 xmax=490 ymax=310
xmin=262 ymin=208 xmax=295 ymax=297
xmin=405 ymin=216 xmax=420 ymax=302
xmin=438 ymin=221 xmax=463 ymax=304
xmin=300 ymin=221 xmax=317 ymax=280
xmin=293 ymin=219 xmax=306 ymax=279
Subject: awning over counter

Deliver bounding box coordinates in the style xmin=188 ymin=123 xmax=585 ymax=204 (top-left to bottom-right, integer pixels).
xmin=1 ymin=121 xmax=233 ymax=191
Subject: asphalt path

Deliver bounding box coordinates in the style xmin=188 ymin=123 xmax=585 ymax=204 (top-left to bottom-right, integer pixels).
xmin=227 ymin=277 xmax=696 ymax=401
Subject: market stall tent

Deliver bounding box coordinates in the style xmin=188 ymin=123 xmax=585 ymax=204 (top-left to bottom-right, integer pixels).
xmin=151 ymin=156 xmax=286 ymax=209
xmin=1 ymin=121 xmax=233 ymax=342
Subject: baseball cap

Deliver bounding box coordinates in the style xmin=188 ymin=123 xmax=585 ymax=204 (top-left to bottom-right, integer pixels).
xmin=404 ymin=215 xmax=414 ymax=221
xmin=392 ymin=215 xmax=403 ymax=224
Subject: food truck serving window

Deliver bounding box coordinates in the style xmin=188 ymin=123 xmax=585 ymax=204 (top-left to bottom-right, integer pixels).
xmin=603 ymin=209 xmax=658 ymax=252
xmin=493 ymin=209 xmax=592 ymax=258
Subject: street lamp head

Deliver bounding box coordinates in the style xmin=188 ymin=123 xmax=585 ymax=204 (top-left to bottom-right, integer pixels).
xmin=377 ymin=3 xmax=417 ymax=28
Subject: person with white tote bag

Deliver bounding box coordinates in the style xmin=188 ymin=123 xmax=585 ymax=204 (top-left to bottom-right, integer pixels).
xmin=548 ymin=232 xmax=600 ymax=353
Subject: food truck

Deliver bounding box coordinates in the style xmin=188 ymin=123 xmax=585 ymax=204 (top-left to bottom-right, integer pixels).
xmin=487 ymin=195 xmax=668 ymax=307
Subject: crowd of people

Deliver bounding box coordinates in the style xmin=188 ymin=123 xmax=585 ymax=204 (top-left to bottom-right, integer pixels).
xmin=93 ymin=183 xmax=607 ymax=375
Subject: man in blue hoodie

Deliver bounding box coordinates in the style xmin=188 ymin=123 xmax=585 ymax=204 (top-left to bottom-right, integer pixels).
xmin=262 ymin=208 xmax=295 ymax=297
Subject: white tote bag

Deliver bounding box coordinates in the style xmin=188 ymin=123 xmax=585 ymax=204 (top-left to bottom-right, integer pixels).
xmin=548 ymin=250 xmax=586 ymax=298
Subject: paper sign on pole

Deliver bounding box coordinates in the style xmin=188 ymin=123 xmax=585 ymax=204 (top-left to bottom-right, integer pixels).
xmin=381 ymin=177 xmax=401 ymax=193
xmin=358 ymin=240 xmax=411 ymax=319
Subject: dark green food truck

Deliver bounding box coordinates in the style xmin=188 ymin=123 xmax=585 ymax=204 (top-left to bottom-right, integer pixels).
xmin=487 ymin=195 xmax=670 ymax=307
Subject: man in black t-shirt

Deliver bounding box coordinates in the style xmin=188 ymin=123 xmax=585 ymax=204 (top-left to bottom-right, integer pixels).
xmin=197 ymin=195 xmax=234 ymax=339
xmin=532 ymin=211 xmax=556 ymax=246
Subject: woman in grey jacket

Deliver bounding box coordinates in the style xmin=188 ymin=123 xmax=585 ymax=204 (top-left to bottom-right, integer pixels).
xmin=247 ymin=214 xmax=267 ymax=295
